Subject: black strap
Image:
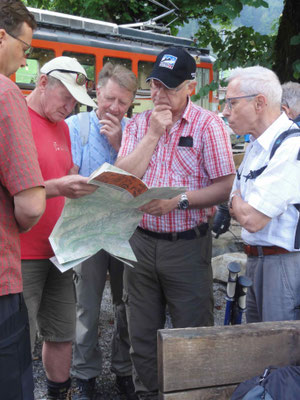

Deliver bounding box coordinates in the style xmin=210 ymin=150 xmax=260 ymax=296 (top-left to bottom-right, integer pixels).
xmin=243 ymin=165 xmax=267 ymax=181
xmin=238 ymin=128 xmax=300 ymax=181
xmin=294 ymin=204 xmax=300 ymax=250
xmin=270 ymin=128 xmax=300 ymax=159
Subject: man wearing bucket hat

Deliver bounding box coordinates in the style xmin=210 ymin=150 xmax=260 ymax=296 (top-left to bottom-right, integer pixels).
xmin=116 ymin=47 xmax=235 ymax=398
xmin=20 ymin=56 xmax=97 ymax=400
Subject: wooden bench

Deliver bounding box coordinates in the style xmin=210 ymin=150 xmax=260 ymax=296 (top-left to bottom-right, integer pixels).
xmin=158 ymin=321 xmax=300 ymax=399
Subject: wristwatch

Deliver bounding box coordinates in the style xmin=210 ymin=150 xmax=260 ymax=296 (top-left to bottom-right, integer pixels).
xmin=177 ymin=193 xmax=189 ymax=210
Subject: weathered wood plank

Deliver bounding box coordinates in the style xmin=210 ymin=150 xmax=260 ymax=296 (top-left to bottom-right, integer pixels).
xmin=158 ymin=321 xmax=300 ymax=393
xmin=158 ymin=385 xmax=236 ymax=400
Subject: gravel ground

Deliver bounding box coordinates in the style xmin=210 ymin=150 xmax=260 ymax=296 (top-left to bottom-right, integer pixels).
xmin=32 ymin=226 xmax=242 ymax=399
xmin=32 ymin=281 xmax=229 ymax=399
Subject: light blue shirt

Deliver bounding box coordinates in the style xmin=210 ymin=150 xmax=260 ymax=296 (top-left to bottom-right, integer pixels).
xmin=66 ymin=110 xmax=127 ymax=177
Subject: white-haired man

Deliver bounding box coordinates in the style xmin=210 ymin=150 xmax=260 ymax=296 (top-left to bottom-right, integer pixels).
xmin=20 ymin=56 xmax=97 ymax=400
xmin=224 ymin=66 xmax=300 ymax=324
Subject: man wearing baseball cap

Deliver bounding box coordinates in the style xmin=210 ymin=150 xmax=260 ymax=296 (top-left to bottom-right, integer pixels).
xmin=116 ymin=47 xmax=235 ymax=398
xmin=20 ymin=56 xmax=97 ymax=400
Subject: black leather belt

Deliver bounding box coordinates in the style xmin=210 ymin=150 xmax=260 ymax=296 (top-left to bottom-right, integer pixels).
xmin=137 ymin=224 xmax=209 ymax=241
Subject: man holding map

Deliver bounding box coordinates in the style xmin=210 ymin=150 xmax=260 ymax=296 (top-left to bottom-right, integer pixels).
xmin=20 ymin=56 xmax=97 ymax=400
xmin=115 ymin=47 xmax=236 ymax=399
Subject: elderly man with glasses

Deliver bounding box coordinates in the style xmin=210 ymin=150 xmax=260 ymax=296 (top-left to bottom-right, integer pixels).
xmin=224 ymin=66 xmax=300 ymax=325
xmin=115 ymin=47 xmax=235 ymax=399
xmin=20 ymin=56 xmax=98 ymax=400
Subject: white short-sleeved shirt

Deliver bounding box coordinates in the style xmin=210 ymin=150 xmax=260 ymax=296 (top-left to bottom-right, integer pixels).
xmin=232 ymin=113 xmax=300 ymax=251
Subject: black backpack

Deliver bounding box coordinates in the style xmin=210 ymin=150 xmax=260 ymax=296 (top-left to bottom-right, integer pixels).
xmin=231 ymin=365 xmax=300 ymax=400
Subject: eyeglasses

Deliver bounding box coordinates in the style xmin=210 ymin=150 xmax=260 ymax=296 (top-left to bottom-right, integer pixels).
xmin=224 ymin=94 xmax=259 ymax=110
xmin=46 ymin=69 xmax=94 ymax=91
xmin=149 ymin=79 xmax=189 ymax=95
xmin=7 ymin=32 xmax=32 ymax=57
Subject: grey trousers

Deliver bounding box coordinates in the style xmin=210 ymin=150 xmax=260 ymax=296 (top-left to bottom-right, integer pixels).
xmin=246 ymin=251 xmax=300 ymax=322
xmin=124 ymin=228 xmax=214 ymax=393
xmin=72 ymin=250 xmax=132 ymax=380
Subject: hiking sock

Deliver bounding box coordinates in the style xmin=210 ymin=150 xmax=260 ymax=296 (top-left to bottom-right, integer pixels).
xmin=46 ymin=377 xmax=71 ymax=399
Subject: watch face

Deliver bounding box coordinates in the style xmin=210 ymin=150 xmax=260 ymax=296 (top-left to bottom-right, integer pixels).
xmin=180 ymin=199 xmax=189 ymax=209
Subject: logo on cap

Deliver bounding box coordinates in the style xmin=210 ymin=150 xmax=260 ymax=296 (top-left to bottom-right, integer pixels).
xmin=159 ymin=54 xmax=177 ymax=70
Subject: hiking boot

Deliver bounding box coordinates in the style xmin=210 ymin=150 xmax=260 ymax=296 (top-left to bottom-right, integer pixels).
xmin=73 ymin=377 xmax=96 ymax=400
xmin=115 ymin=375 xmax=139 ymax=400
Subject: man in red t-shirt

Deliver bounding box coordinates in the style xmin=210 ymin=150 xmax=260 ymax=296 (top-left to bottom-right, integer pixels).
xmin=0 ymin=2 xmax=46 ymax=399
xmin=20 ymin=56 xmax=97 ymax=400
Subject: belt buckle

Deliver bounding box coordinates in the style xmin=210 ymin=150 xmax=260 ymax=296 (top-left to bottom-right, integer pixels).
xmin=171 ymin=232 xmax=178 ymax=241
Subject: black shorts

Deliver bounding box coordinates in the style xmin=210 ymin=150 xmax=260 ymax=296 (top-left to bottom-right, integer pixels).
xmin=0 ymin=293 xmax=34 ymax=400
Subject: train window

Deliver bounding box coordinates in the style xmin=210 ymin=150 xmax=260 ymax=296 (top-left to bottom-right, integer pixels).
xmin=62 ymin=51 xmax=95 ymax=81
xmin=16 ymin=48 xmax=55 ymax=85
xmin=138 ymin=61 xmax=154 ymax=90
xmin=103 ymin=57 xmax=132 ymax=71
xmin=195 ymin=67 xmax=210 ymax=109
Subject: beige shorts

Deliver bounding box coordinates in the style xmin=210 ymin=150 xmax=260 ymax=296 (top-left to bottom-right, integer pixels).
xmin=22 ymin=259 xmax=76 ymax=345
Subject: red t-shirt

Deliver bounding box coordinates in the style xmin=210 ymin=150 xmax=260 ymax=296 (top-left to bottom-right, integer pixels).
xmin=0 ymin=76 xmax=44 ymax=295
xmin=20 ymin=108 xmax=73 ymax=259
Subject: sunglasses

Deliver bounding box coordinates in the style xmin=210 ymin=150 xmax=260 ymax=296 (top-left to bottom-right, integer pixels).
xmin=46 ymin=69 xmax=94 ymax=91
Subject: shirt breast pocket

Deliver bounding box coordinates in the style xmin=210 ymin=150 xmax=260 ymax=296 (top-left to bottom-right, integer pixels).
xmin=171 ymin=147 xmax=198 ymax=177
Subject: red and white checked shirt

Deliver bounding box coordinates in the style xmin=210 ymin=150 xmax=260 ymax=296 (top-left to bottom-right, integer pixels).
xmin=119 ymin=99 xmax=235 ymax=233
xmin=0 ymin=75 xmax=44 ymax=296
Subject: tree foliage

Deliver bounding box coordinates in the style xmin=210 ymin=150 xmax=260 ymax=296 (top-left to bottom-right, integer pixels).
xmin=23 ymin=0 xmax=299 ymax=83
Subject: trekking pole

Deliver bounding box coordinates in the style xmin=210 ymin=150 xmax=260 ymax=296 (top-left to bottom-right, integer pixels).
xmin=224 ymin=262 xmax=241 ymax=325
xmin=233 ymin=275 xmax=252 ymax=325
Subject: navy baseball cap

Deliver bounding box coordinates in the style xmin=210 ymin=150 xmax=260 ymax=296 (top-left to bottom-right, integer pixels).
xmin=147 ymin=47 xmax=196 ymax=89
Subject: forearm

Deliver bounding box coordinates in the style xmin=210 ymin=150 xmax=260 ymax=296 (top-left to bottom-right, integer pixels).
xmin=14 ymin=187 xmax=46 ymax=232
xmin=115 ymin=130 xmax=160 ymax=178
xmin=139 ymin=175 xmax=235 ymax=217
xmin=45 ymin=174 xmax=97 ymax=199
xmin=44 ymin=178 xmax=64 ymax=199
xmin=230 ymin=193 xmax=271 ymax=232
xmin=187 ymin=174 xmax=235 ymax=209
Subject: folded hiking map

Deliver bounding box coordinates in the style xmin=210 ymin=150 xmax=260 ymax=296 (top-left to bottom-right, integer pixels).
xmin=49 ymin=163 xmax=185 ymax=272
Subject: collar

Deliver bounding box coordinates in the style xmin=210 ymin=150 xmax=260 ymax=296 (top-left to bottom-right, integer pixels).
xmin=256 ymin=112 xmax=295 ymax=152
xmin=180 ymin=97 xmax=193 ymax=123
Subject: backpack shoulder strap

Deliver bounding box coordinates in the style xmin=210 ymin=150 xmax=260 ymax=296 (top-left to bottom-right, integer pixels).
xmin=77 ymin=111 xmax=90 ymax=146
xmin=270 ymin=128 xmax=300 ymax=249
xmin=269 ymin=128 xmax=300 ymax=160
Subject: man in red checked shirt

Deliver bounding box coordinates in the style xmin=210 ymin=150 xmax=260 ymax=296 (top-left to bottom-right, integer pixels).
xmin=115 ymin=47 xmax=236 ymax=399
xmin=0 ymin=2 xmax=46 ymax=399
